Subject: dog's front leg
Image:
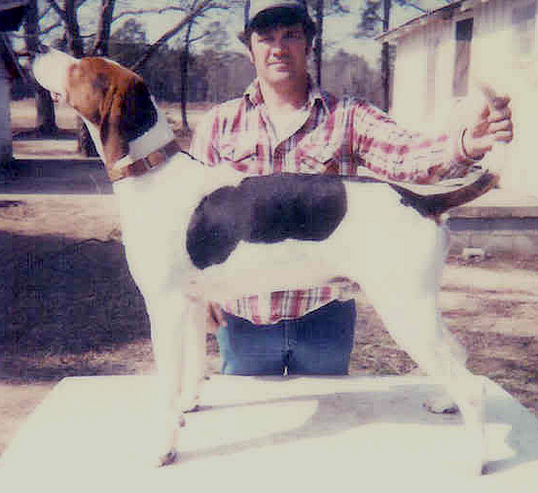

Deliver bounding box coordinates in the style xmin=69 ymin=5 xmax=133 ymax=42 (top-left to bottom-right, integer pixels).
xmin=147 ymin=292 xmax=183 ymax=466
xmin=147 ymin=292 xmax=205 ymax=467
xmin=180 ymin=295 xmax=207 ymax=413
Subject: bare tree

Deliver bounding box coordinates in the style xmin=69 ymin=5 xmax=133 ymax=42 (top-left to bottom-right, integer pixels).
xmin=179 ymin=18 xmax=194 ymax=131
xmin=130 ymin=0 xmax=216 ymax=71
xmin=357 ymin=0 xmax=432 ymax=112
xmin=381 ymin=0 xmax=391 ymax=113
xmin=312 ymin=0 xmax=323 ymax=87
xmin=304 ymin=0 xmax=349 ymax=87
xmin=34 ymin=1 xmax=253 ymax=145
xmin=46 ymin=0 xmax=85 ymax=57
xmin=92 ymin=0 xmax=116 ymax=56
xmin=43 ymin=0 xmax=95 ymax=154
xmin=25 ymin=0 xmax=58 ymax=136
xmin=130 ymin=0 xmax=241 ymax=131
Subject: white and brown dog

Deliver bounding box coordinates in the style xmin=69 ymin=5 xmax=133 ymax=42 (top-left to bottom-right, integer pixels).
xmin=33 ymin=47 xmax=492 ymax=474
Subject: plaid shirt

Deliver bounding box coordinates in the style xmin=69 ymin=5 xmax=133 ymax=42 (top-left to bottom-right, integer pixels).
xmin=190 ymin=79 xmax=475 ymax=325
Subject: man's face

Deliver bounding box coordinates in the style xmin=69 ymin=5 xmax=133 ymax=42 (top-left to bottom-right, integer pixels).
xmin=248 ymin=23 xmax=309 ymax=88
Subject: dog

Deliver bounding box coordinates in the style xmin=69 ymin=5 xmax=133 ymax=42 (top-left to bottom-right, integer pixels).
xmin=32 ymin=47 xmax=490 ymax=474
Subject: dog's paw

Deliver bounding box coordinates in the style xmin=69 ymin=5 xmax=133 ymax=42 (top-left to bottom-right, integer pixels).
xmin=423 ymin=394 xmax=459 ymax=414
xmin=158 ymin=449 xmax=180 ymax=467
xmin=180 ymin=393 xmax=201 ymax=413
xmin=454 ymin=377 xmax=487 ymax=476
xmin=461 ymin=428 xmax=488 ymax=476
xmin=459 ymin=455 xmax=487 ymax=476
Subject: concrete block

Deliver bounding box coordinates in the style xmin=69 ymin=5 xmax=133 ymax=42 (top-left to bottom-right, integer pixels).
xmin=462 ymin=247 xmax=486 ymax=261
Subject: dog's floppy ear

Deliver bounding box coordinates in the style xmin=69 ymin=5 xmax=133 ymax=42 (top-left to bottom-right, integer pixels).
xmin=119 ymin=79 xmax=158 ymax=142
xmin=99 ymin=77 xmax=157 ymax=166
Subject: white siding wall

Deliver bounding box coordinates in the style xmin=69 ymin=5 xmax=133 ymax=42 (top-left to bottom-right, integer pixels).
xmin=392 ymin=33 xmax=427 ymax=130
xmin=392 ymin=0 xmax=538 ymax=121
xmin=391 ymin=18 xmax=457 ymax=132
xmin=390 ymin=0 xmax=538 ymax=193
xmin=473 ymin=0 xmax=538 ymax=193
xmin=472 ymin=0 xmax=519 ymax=89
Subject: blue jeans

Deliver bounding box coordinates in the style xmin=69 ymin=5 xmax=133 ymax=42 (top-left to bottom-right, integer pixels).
xmin=217 ymin=300 xmax=356 ymax=375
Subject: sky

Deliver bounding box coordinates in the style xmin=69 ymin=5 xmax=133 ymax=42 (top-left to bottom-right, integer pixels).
xmin=134 ymin=0 xmax=450 ymax=62
xmin=128 ymin=0 xmax=452 ymax=63
xmin=36 ymin=0 xmax=452 ymax=65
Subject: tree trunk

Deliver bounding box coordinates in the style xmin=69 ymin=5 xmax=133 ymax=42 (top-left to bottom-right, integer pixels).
xmin=92 ymin=0 xmax=116 ymax=56
xmin=381 ymin=0 xmax=391 ymax=112
xmin=80 ymin=0 xmax=117 ymax=157
xmin=131 ymin=0 xmax=213 ymax=73
xmin=36 ymin=86 xmax=58 ymax=136
xmin=64 ymin=0 xmax=84 ymax=57
xmin=179 ymin=20 xmax=194 ymax=132
xmin=25 ymin=0 xmax=58 ymax=136
xmin=62 ymin=0 xmax=97 ymax=156
xmin=313 ymin=0 xmax=323 ymax=87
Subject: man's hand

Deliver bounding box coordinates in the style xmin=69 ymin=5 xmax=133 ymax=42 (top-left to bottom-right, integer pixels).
xmin=206 ymin=302 xmax=224 ymax=332
xmin=462 ymin=83 xmax=513 ymax=160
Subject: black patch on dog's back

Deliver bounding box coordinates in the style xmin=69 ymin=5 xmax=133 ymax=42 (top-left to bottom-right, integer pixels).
xmin=187 ymin=174 xmax=347 ymax=269
xmin=186 ymin=186 xmax=243 ymax=269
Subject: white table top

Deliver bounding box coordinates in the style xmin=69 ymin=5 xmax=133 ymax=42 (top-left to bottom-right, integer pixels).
xmin=1 ymin=374 xmax=537 ymax=493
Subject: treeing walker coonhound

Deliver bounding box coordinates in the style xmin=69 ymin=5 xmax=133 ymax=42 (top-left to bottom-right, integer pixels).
xmin=33 ymin=46 xmax=493 ymax=474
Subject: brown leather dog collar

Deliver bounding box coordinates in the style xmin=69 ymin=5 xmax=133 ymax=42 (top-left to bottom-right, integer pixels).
xmin=108 ymin=140 xmax=182 ymax=182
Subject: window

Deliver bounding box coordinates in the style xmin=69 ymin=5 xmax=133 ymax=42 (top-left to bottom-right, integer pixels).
xmin=453 ymin=18 xmax=473 ymax=98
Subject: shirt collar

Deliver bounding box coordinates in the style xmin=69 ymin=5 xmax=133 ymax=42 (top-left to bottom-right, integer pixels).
xmin=244 ymin=76 xmax=330 ymax=114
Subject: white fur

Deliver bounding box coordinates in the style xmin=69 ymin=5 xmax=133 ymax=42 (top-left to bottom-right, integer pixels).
xmin=33 ymin=50 xmax=487 ymax=474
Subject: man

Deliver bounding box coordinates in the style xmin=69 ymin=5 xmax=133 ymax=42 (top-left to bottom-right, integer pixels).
xmin=190 ymin=0 xmax=513 ymax=376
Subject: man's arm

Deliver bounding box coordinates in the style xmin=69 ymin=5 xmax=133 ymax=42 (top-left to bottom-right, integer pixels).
xmin=349 ymin=94 xmax=513 ymax=185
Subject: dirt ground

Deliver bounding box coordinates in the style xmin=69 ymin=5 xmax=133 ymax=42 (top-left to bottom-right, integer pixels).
xmin=1 ymin=100 xmax=538 ymax=459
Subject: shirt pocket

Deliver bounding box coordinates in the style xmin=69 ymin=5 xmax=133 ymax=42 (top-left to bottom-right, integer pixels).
xmin=297 ymin=143 xmax=342 ymax=175
xmin=218 ymin=135 xmax=259 ymax=171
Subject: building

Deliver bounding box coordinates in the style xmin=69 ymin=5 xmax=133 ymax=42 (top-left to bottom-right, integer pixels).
xmin=381 ymin=0 xmax=538 ymax=256
xmin=381 ymin=0 xmax=536 ymax=128
xmin=380 ymin=0 xmax=538 ymax=194
xmin=0 ymin=1 xmax=29 ymax=165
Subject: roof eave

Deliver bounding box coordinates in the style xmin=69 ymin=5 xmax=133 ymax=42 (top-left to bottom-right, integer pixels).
xmin=377 ymin=1 xmax=464 ymax=44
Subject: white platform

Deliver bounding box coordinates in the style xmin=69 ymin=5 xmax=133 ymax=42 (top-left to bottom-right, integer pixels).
xmin=1 ymin=375 xmax=538 ymax=493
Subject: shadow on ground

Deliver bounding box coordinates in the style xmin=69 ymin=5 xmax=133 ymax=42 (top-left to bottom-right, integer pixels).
xmin=0 ymin=230 xmax=151 ymax=382
xmin=1 ymin=157 xmax=112 ymax=195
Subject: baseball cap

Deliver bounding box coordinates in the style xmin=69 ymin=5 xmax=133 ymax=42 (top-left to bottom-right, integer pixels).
xmin=240 ymin=0 xmax=316 ymax=44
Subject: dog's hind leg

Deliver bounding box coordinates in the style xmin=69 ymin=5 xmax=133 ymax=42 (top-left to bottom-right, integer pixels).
xmin=358 ymin=261 xmax=487 ymax=476
xmin=344 ymin=194 xmax=486 ymax=474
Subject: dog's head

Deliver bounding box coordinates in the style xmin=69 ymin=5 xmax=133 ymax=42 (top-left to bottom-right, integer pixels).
xmin=33 ymin=47 xmax=157 ymax=167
